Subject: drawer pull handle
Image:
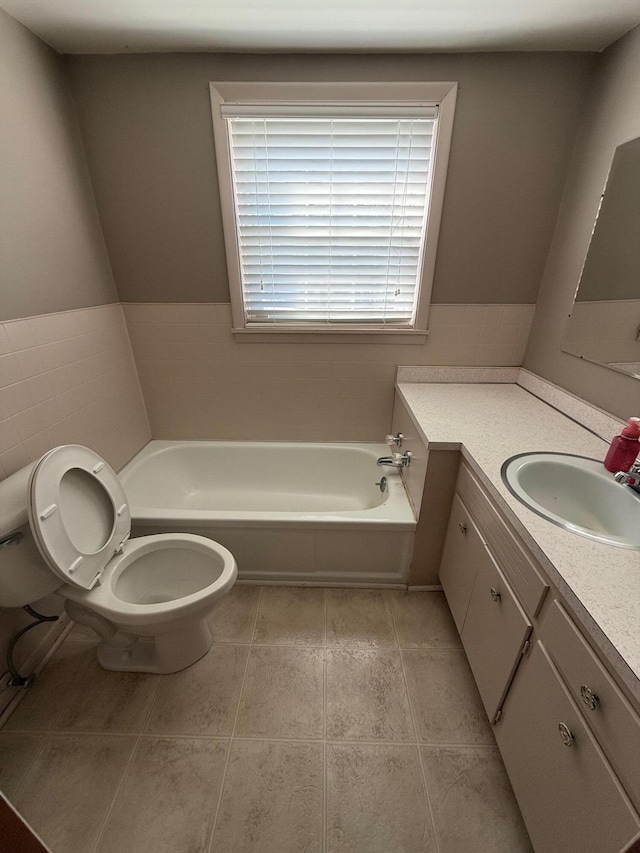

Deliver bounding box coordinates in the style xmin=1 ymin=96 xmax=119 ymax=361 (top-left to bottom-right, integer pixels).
xmin=558 ymin=722 xmax=575 ymax=747
xmin=580 ymin=685 xmax=599 ymax=711
xmin=490 ymin=587 xmax=501 ymax=602
xmin=458 ymin=522 xmax=467 ymax=534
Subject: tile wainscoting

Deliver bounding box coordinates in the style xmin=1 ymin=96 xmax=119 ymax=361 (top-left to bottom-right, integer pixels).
xmin=0 ymin=304 xmax=150 ymax=481
xmin=124 ymin=302 xmax=535 ymax=442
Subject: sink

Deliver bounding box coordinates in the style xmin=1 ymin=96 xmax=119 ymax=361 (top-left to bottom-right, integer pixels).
xmin=501 ymin=452 xmax=640 ymax=550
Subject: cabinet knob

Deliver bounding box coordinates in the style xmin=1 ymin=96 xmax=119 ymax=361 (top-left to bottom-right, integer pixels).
xmin=580 ymin=684 xmax=599 ymax=711
xmin=558 ymin=722 xmax=575 ymax=747
xmin=458 ymin=522 xmax=467 ymax=534
xmin=490 ymin=587 xmax=501 ymax=602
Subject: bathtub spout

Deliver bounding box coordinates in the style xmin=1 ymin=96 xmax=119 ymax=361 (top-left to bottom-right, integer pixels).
xmin=377 ymin=452 xmax=412 ymax=468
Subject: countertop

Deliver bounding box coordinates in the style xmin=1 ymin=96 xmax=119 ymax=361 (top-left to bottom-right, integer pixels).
xmin=397 ymin=381 xmax=640 ymax=704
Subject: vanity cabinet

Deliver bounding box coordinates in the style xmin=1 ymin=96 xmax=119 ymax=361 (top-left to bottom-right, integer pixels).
xmin=495 ymin=641 xmax=640 ymax=853
xmin=438 ymin=458 xmax=640 ymax=853
xmin=440 ymin=491 xmax=532 ymax=721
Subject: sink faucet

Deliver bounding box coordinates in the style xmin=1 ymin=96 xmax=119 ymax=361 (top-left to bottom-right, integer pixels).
xmin=377 ymin=451 xmax=412 ymax=468
xmin=614 ymin=463 xmax=640 ymax=494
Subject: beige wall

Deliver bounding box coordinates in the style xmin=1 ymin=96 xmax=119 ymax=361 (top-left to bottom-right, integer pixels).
xmin=524 ymin=25 xmax=640 ymax=420
xmin=0 ymin=9 xmax=117 ymax=322
xmin=65 ymin=52 xmax=594 ymax=306
xmin=126 ymin=302 xmax=534 ymax=441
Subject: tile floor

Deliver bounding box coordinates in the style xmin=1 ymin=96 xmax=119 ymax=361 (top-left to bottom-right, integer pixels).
xmin=0 ymin=586 xmax=533 ymax=853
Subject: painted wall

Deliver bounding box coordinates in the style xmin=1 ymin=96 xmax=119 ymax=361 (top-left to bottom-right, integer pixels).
xmin=0 ymin=9 xmax=118 ymax=322
xmin=524 ymin=25 xmax=640 ymax=420
xmin=65 ymin=52 xmax=595 ymax=306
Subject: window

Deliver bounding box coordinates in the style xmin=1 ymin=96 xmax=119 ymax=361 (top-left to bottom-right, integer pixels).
xmin=210 ymin=83 xmax=457 ymax=342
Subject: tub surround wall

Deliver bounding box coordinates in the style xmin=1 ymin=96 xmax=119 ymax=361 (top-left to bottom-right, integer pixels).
xmin=124 ymin=302 xmax=534 ymax=441
xmin=0 ymin=305 xmax=150 ymax=480
xmin=0 ymin=304 xmax=150 ymax=696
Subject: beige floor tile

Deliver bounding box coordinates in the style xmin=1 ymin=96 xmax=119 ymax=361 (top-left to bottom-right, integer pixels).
xmin=326 ymin=743 xmax=435 ymax=853
xmin=422 ymin=746 xmax=533 ymax=853
xmin=326 ymin=589 xmax=397 ymax=648
xmin=12 ymin=733 xmax=136 ymax=853
xmin=145 ymin=644 xmax=248 ymax=736
xmin=96 ymin=737 xmax=228 ymax=853
xmin=212 ymin=739 xmax=323 ymax=853
xmin=56 ymin=658 xmax=160 ymax=733
xmin=253 ymin=586 xmax=325 ymax=645
xmin=403 ymin=650 xmax=495 ymax=745
xmin=235 ymin=646 xmax=323 ymax=738
xmin=390 ymin=591 xmax=462 ymax=649
xmin=326 ymin=649 xmax=414 ymax=741
xmin=4 ymin=641 xmax=95 ymax=731
xmin=207 ymin=584 xmax=261 ymax=643
xmin=0 ymin=732 xmax=45 ymax=797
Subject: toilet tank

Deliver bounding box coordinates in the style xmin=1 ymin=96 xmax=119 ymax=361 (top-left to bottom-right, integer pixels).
xmin=0 ymin=464 xmax=61 ymax=607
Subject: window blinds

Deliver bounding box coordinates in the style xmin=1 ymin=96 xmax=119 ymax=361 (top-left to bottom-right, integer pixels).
xmin=225 ymin=108 xmax=437 ymax=326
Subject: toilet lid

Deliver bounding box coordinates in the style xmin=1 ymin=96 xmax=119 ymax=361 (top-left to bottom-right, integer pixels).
xmin=28 ymin=445 xmax=131 ymax=590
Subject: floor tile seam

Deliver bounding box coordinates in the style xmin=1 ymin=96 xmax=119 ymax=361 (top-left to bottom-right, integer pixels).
xmin=20 ymin=728 xmax=142 ymax=739
xmin=207 ymin=588 xmax=264 ymax=853
xmin=322 ymin=739 xmax=327 ymax=853
xmin=419 ymin=741 xmax=501 ymax=751
xmin=7 ymin=730 xmax=51 ymax=804
xmin=247 ymin=585 xmax=265 ymax=646
xmin=390 ymin=601 xmax=442 ymax=853
xmin=87 ymin=728 xmax=146 ymax=853
xmin=136 ymin=731 xmax=232 ymax=742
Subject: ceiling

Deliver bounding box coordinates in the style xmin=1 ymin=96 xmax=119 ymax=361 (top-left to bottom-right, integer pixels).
xmin=2 ymin=0 xmax=640 ymax=54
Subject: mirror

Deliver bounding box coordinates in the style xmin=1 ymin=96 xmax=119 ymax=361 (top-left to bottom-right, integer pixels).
xmin=561 ymin=136 xmax=640 ymax=380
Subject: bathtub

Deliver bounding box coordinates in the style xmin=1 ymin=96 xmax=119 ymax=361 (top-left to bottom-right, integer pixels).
xmin=119 ymin=441 xmax=416 ymax=585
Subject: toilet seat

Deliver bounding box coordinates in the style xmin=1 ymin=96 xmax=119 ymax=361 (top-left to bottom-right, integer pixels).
xmin=28 ymin=445 xmax=131 ymax=591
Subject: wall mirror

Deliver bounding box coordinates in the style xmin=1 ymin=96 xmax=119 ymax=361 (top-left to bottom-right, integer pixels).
xmin=561 ymin=136 xmax=640 ymax=380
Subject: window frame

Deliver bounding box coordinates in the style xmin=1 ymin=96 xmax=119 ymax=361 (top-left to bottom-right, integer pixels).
xmin=209 ymin=81 xmax=457 ymax=344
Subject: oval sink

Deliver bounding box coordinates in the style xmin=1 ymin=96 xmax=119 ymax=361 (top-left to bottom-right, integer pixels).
xmin=501 ymin=452 xmax=640 ymax=550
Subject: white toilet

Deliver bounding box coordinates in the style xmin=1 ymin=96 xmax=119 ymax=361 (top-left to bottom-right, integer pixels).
xmin=0 ymin=445 xmax=237 ymax=674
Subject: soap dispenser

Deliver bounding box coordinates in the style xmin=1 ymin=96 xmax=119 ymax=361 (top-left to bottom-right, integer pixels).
xmin=603 ymin=417 xmax=640 ymax=473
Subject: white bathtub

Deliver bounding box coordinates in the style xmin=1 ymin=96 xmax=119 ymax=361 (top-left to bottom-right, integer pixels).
xmin=119 ymin=441 xmax=416 ymax=585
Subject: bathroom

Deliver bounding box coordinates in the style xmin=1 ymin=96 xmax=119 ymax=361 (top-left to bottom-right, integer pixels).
xmin=1 ymin=1 xmax=640 ymax=850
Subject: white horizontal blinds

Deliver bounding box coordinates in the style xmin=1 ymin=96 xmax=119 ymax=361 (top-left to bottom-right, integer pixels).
xmin=225 ymin=108 xmax=437 ymax=326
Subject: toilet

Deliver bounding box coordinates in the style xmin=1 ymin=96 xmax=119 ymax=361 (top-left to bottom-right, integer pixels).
xmin=0 ymin=445 xmax=237 ymax=674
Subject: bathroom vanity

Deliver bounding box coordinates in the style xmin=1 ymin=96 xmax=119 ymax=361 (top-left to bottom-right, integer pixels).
xmin=394 ymin=376 xmax=640 ymax=853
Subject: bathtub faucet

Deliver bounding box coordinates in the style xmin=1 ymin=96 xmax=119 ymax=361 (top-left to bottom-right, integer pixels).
xmin=377 ymin=451 xmax=412 ymax=468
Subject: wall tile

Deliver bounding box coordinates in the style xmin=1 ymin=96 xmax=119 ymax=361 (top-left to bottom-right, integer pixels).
xmin=123 ymin=302 xmax=535 ymax=441
xmin=0 ymin=304 xmax=150 ymax=480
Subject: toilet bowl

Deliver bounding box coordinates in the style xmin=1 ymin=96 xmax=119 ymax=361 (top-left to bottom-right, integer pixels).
xmin=0 ymin=445 xmax=237 ymax=674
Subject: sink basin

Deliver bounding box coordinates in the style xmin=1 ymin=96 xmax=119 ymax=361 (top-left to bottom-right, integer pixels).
xmin=501 ymin=452 xmax=640 ymax=550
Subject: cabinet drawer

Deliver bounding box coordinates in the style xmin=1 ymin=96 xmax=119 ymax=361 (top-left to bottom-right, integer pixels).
xmin=496 ymin=641 xmax=640 ymax=853
xmin=461 ymin=548 xmax=532 ymax=722
xmin=543 ymin=600 xmax=640 ymax=809
xmin=439 ymin=493 xmax=484 ymax=632
xmin=457 ymin=461 xmax=549 ymax=617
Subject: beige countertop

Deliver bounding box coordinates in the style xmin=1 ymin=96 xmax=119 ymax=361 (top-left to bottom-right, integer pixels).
xmin=397 ymin=381 xmax=640 ymax=704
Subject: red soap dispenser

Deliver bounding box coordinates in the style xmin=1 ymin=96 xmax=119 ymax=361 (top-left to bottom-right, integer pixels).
xmin=604 ymin=417 xmax=640 ymax=473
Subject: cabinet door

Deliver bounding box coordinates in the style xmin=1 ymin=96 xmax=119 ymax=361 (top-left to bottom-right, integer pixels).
xmin=495 ymin=641 xmax=640 ymax=853
xmin=439 ymin=494 xmax=485 ymax=631
xmin=461 ymin=549 xmax=532 ymax=722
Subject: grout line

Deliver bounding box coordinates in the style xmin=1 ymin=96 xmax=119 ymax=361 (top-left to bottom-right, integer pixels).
xmin=206 ymin=585 xmax=264 ymax=853
xmin=322 ymin=588 xmax=328 ymax=853
xmin=7 ymin=731 xmax=51 ymax=803
xmin=390 ymin=605 xmax=442 ymax=853
xmin=88 ymin=672 xmax=165 ymax=853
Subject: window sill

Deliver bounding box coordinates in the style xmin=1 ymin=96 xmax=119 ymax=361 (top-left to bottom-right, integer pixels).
xmin=231 ymin=328 xmax=429 ymax=345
